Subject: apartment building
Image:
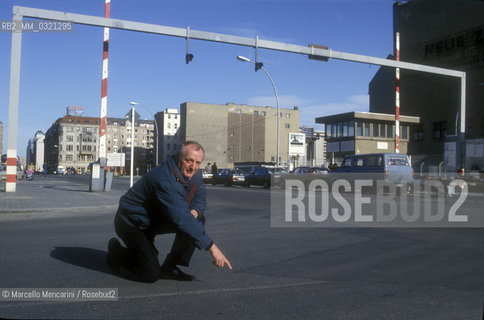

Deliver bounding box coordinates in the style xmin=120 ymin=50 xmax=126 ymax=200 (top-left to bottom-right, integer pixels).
xmin=44 ymin=116 xmax=100 ymax=173
xmin=154 ymin=108 xmax=180 ymax=164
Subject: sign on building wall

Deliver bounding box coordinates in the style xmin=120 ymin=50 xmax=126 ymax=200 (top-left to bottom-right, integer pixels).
xmin=288 ymin=133 xmax=305 ymax=156
xmin=107 ymin=153 xmax=126 ymax=167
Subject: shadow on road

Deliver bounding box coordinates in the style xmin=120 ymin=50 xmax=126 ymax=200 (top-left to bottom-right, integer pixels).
xmin=50 ymin=246 xmax=112 ymax=274
xmin=50 ymin=246 xmax=137 ymax=282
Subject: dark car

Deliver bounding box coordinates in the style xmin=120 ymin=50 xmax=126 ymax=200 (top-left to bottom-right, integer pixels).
xmin=279 ymin=166 xmax=330 ymax=188
xmin=244 ymin=167 xmax=285 ymax=188
xmin=211 ymin=168 xmax=234 ymax=186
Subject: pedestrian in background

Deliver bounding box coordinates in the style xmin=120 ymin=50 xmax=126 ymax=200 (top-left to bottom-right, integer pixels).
xmin=211 ymin=162 xmax=218 ymax=174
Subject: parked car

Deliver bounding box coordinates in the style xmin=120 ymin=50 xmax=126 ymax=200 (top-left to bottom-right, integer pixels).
xmin=244 ymin=167 xmax=285 ymax=188
xmin=210 ymin=169 xmax=246 ymax=187
xmin=279 ymin=166 xmax=329 ymax=188
xmin=0 ymin=162 xmax=26 ymax=180
xmin=57 ymin=166 xmax=65 ymax=175
xmin=231 ymin=169 xmax=246 ymax=186
xmin=211 ymin=168 xmax=233 ymax=186
xmin=201 ymin=169 xmax=213 ymax=184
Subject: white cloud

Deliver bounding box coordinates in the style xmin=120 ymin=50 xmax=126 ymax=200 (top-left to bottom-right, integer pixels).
xmin=246 ymin=94 xmax=369 ymax=129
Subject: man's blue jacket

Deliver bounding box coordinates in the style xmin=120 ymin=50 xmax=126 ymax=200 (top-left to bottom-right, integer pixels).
xmin=117 ymin=156 xmax=213 ymax=250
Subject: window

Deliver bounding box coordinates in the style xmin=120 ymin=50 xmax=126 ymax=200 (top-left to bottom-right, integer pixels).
xmin=432 ymin=121 xmax=447 ymax=139
xmin=254 ymin=111 xmax=258 ymax=116
xmin=412 ymin=124 xmax=424 ymax=141
xmin=343 ymin=122 xmax=348 ymax=137
xmin=261 ymin=111 xmax=266 ymax=116
xmin=387 ymin=124 xmax=393 ymax=138
xmin=229 ymin=132 xmax=234 ymax=137
xmin=337 ymin=122 xmax=343 ymax=137
xmin=246 ymin=145 xmax=251 ymax=150
xmin=285 ymin=123 xmax=290 ymax=128
xmin=401 ymin=125 xmax=408 ymax=140
xmin=66 ymin=154 xmax=73 ymax=161
xmin=167 ymin=123 xmax=171 ymax=129
xmin=66 ymin=135 xmax=73 ymax=142
xmin=364 ymin=122 xmax=370 ymax=137
xmin=380 ymin=124 xmax=386 ymax=138
xmin=355 ymin=158 xmax=364 ymax=167
xmin=285 ymin=113 xmax=290 ymax=118
xmin=356 ymin=122 xmax=363 ymax=136
xmin=236 ymin=109 xmax=242 ymax=114
xmin=373 ymin=123 xmax=379 ymax=137
xmin=66 ymin=145 xmax=73 ymax=151
xmin=326 ymin=124 xmax=332 ymax=138
xmin=348 ymin=122 xmax=354 ymax=137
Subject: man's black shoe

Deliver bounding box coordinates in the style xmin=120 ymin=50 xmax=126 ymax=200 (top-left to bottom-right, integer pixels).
xmin=160 ymin=265 xmax=195 ymax=281
xmin=107 ymin=237 xmax=122 ymax=275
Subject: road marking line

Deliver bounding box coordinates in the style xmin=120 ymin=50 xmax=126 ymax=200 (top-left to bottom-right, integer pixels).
xmin=120 ymin=280 xmax=329 ymax=300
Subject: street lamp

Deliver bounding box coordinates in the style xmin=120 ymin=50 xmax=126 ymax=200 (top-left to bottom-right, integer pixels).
xmin=237 ymin=55 xmax=280 ymax=168
xmin=129 ymin=102 xmax=159 ymax=167
xmin=128 ymin=103 xmax=136 ymax=187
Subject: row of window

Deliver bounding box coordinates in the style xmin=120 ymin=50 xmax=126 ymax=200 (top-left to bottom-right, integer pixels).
xmin=107 ymin=127 xmax=151 ymax=134
xmin=64 ymin=126 xmax=98 ymax=133
xmin=59 ymin=154 xmax=95 ymax=162
xmin=60 ymin=145 xmax=97 ymax=152
xmin=326 ymin=121 xmax=409 ymax=140
xmin=236 ymin=109 xmax=292 ymax=118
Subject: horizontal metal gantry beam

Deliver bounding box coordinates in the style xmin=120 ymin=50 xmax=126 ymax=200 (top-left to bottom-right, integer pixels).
xmin=13 ymin=5 xmax=465 ymax=78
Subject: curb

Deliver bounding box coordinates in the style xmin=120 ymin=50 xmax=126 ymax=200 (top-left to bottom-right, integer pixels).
xmin=0 ymin=205 xmax=118 ymax=214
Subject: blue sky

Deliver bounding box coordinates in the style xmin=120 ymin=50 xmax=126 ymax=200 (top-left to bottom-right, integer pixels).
xmin=1 ymin=0 xmax=395 ymax=157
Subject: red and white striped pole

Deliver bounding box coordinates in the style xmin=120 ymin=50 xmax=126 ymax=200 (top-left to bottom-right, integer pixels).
xmin=99 ymin=0 xmax=110 ymax=160
xmin=395 ymin=31 xmax=400 ymax=154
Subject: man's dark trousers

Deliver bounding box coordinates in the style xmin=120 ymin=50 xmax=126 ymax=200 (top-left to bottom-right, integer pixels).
xmin=114 ymin=211 xmax=204 ymax=283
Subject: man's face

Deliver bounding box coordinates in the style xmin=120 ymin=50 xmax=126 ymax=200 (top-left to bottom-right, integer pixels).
xmin=179 ymin=144 xmax=204 ymax=179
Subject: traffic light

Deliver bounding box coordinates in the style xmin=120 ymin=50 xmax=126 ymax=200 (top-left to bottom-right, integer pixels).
xmin=255 ymin=62 xmax=263 ymax=71
xmin=185 ymin=53 xmax=194 ymax=64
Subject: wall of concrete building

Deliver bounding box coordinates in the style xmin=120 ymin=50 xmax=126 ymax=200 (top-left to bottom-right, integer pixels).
xmin=181 ymin=102 xmax=229 ymax=168
xmin=180 ymin=102 xmax=300 ymax=169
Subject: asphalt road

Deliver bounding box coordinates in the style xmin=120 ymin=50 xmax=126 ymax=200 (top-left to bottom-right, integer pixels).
xmin=0 ymin=178 xmax=482 ymax=319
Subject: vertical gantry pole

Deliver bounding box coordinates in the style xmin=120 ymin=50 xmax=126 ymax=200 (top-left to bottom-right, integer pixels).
xmin=5 ymin=11 xmax=23 ymax=192
xmin=395 ymin=32 xmax=400 ymax=154
xmin=99 ymin=0 xmax=110 ymax=161
xmin=459 ymin=75 xmax=467 ymax=172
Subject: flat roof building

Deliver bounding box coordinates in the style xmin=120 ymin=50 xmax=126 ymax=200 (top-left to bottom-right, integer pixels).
xmin=316 ymin=111 xmax=419 ymax=165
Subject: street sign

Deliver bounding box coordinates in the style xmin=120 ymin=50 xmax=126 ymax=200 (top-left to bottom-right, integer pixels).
xmin=107 ymin=153 xmax=125 ymax=167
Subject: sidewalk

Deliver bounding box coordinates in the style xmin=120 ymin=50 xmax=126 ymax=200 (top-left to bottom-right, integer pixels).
xmin=0 ymin=177 xmax=125 ymax=213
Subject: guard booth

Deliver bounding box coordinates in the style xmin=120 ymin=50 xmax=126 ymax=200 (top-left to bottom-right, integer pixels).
xmin=89 ymin=158 xmax=114 ymax=192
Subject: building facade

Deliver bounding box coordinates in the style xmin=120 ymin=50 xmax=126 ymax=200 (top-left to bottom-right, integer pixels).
xmin=369 ymin=0 xmax=484 ymax=171
xmin=26 ymin=130 xmax=45 ymax=172
xmin=301 ymin=126 xmax=327 ymax=167
xmin=105 ymin=114 xmax=155 ymax=174
xmin=44 ymin=116 xmax=100 ymax=174
xmin=316 ymin=112 xmax=420 ymax=165
xmin=154 ymin=108 xmax=180 ymax=164
xmin=180 ymin=102 xmax=300 ymax=169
